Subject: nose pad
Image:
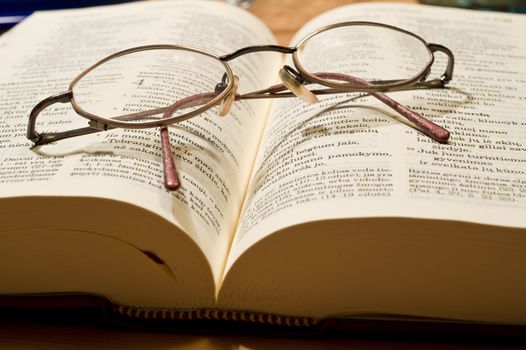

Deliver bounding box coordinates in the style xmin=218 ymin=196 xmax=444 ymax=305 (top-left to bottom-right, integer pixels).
xmin=218 ymin=75 xmax=239 ymax=117
xmin=279 ymin=65 xmax=318 ymax=104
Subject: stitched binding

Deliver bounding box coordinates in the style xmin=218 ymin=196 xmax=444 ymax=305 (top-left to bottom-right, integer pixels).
xmin=113 ymin=304 xmax=318 ymax=327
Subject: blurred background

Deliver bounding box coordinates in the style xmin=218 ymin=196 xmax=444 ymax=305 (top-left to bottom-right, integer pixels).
xmin=0 ymin=0 xmax=524 ymax=32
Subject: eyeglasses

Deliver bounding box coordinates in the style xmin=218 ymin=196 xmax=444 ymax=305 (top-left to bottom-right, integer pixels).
xmin=27 ymin=21 xmax=454 ymax=191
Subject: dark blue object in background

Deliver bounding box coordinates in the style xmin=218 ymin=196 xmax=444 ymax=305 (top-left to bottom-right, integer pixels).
xmin=420 ymin=0 xmax=526 ymax=12
xmin=0 ymin=0 xmax=135 ymax=28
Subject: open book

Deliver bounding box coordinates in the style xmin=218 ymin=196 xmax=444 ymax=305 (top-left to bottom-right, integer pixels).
xmin=1 ymin=0 xmax=525 ymax=328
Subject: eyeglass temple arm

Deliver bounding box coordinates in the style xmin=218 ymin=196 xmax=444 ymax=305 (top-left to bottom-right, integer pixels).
xmin=159 ymin=93 xmax=218 ymax=191
xmin=27 ymin=89 xmax=214 ymax=191
xmin=241 ymin=71 xmax=450 ymax=143
xmin=27 ymin=91 xmax=104 ymax=145
xmin=27 ymin=92 xmax=178 ymax=145
xmin=312 ymin=72 xmax=449 ymax=143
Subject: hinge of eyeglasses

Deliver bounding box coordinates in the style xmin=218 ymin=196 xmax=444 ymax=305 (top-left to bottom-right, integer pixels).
xmin=89 ymin=120 xmax=110 ymax=131
xmin=440 ymin=73 xmax=452 ymax=86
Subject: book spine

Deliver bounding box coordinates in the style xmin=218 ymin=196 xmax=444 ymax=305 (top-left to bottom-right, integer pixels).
xmin=113 ymin=304 xmax=318 ymax=327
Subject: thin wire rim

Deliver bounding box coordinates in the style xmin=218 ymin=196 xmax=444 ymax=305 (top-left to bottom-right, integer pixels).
xmin=68 ymin=44 xmax=234 ymax=129
xmin=292 ymin=21 xmax=435 ymax=91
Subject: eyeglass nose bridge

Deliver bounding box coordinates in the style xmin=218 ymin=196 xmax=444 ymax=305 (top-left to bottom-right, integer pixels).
xmin=219 ymin=45 xmax=296 ymax=62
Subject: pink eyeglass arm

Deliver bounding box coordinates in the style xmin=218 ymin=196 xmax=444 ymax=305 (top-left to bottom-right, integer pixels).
xmin=314 ymin=72 xmax=449 ymax=143
xmin=160 ymin=93 xmax=217 ymax=190
xmin=160 ymin=72 xmax=449 ymax=191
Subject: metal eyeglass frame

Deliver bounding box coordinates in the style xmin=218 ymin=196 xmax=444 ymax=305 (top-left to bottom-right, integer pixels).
xmin=27 ymin=21 xmax=455 ymax=190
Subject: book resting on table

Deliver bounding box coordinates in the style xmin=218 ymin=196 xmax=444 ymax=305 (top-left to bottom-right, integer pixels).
xmin=0 ymin=0 xmax=525 ymax=331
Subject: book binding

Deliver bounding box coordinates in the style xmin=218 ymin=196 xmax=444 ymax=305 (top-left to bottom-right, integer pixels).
xmin=113 ymin=304 xmax=318 ymax=327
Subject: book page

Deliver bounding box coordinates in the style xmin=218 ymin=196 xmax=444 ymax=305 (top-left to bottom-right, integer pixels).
xmin=226 ymin=3 xmax=526 ymax=267
xmin=0 ymin=0 xmax=280 ymax=284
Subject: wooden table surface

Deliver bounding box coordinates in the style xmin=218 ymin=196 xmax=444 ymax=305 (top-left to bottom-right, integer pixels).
xmin=249 ymin=0 xmax=415 ymax=45
xmin=2 ymin=0 xmax=522 ymax=349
